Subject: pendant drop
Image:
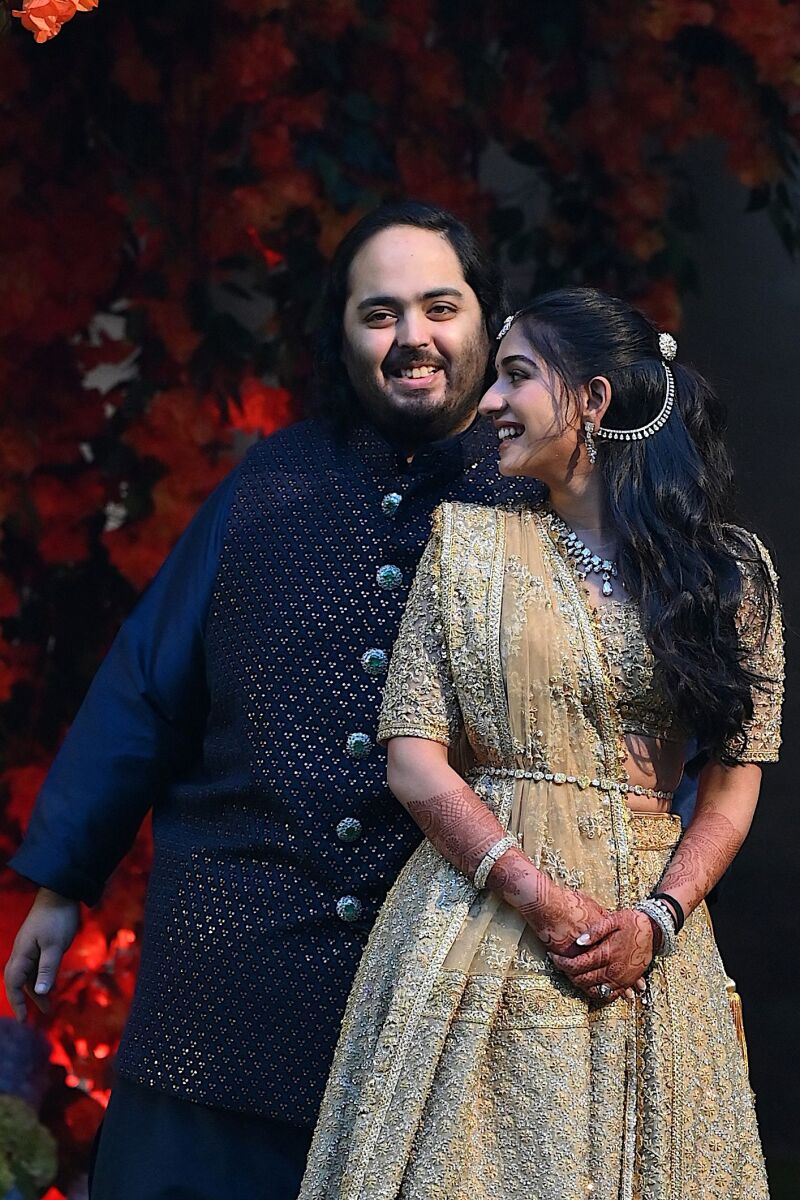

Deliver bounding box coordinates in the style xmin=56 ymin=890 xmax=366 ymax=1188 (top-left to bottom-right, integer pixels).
xmin=602 ymin=576 xmax=613 ymax=597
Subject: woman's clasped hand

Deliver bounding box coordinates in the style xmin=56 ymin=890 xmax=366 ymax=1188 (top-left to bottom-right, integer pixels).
xmin=549 ymin=906 xmax=654 ymax=1002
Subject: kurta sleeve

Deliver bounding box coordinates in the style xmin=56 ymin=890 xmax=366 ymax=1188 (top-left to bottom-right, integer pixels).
xmin=7 ymin=465 xmax=241 ymax=906
xmin=377 ymin=507 xmax=461 ymax=747
xmin=723 ymin=533 xmax=784 ymax=764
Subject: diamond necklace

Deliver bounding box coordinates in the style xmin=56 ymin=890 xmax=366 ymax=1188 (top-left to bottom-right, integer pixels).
xmin=545 ymin=509 xmax=619 ymax=597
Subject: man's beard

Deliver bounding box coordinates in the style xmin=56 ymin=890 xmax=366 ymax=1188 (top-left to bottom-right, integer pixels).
xmin=343 ymin=328 xmax=489 ymax=448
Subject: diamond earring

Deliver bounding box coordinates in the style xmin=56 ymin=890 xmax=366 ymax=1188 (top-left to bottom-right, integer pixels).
xmin=584 ymin=421 xmax=597 ymax=465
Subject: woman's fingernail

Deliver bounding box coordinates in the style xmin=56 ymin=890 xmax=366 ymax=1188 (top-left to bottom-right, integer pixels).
xmin=34 ymin=983 xmax=49 ymax=995
xmin=576 ymin=933 xmax=590 ymax=946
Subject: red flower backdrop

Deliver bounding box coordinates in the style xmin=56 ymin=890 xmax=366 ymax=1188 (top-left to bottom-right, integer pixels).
xmin=0 ymin=0 xmax=798 ymax=1192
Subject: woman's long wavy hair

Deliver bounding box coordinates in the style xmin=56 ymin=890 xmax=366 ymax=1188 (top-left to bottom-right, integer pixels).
xmin=514 ymin=287 xmax=775 ymax=764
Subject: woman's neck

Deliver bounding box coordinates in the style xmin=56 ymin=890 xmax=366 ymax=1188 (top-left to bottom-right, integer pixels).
xmin=547 ymin=472 xmax=611 ymax=542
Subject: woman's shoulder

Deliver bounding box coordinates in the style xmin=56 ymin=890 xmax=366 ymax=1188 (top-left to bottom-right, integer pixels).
xmin=435 ymin=497 xmax=544 ymax=526
xmin=432 ymin=499 xmax=501 ymax=534
xmin=722 ymin=524 xmax=780 ymax=586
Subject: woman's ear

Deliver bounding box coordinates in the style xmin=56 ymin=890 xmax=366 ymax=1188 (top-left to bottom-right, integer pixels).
xmin=584 ymin=375 xmax=612 ymax=427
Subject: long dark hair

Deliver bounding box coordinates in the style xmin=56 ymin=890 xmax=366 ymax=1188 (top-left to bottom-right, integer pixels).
xmin=313 ymin=200 xmax=508 ymax=433
xmin=514 ymin=286 xmax=775 ymax=763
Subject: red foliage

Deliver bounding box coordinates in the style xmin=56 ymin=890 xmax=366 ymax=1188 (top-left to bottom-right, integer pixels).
xmin=229 ymin=377 xmax=293 ymax=436
xmin=4 ymin=765 xmax=49 ymax=828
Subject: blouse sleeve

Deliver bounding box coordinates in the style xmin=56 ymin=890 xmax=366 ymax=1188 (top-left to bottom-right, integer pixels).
xmin=377 ymin=507 xmax=462 ymax=747
xmin=724 ymin=533 xmax=784 ymax=763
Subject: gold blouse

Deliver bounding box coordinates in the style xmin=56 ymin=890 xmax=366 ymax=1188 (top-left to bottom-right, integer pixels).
xmin=378 ymin=505 xmax=783 ymax=766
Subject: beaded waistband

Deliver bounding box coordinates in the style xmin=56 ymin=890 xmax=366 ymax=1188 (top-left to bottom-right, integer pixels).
xmin=469 ymin=765 xmax=674 ymax=804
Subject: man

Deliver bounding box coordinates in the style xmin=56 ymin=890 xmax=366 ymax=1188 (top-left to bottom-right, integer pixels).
xmin=4 ymin=201 xmax=538 ymax=1197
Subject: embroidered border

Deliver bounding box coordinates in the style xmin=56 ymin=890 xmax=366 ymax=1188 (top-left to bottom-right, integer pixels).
xmin=537 ymin=512 xmax=641 ymax=1200
xmin=663 ymin=959 xmax=686 ymax=1200
xmin=341 ymin=872 xmax=475 ymax=1200
xmin=537 ymin=516 xmax=635 ymax=907
xmin=487 ymin=509 xmax=515 ymax=763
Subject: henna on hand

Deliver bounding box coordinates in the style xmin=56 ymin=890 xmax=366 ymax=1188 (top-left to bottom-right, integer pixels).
xmin=405 ymin=785 xmax=509 ymax=879
xmin=656 ymin=808 xmax=745 ymax=918
xmin=550 ymin=909 xmax=654 ymax=994
xmin=492 ymin=855 xmax=610 ymax=954
xmin=404 ymin=786 xmax=611 ymax=954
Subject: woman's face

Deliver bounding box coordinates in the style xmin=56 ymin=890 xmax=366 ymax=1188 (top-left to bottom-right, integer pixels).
xmin=478 ymin=324 xmax=586 ymax=482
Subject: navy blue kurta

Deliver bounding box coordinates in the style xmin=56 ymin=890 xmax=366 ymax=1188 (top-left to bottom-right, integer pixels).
xmin=11 ymin=415 xmax=539 ymax=1124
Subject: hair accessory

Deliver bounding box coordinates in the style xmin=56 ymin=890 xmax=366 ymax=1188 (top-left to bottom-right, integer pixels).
xmin=594 ymin=362 xmax=675 ymax=443
xmin=651 ymin=891 xmax=685 ymax=933
xmin=583 ymin=420 xmax=597 ymax=465
xmin=473 ymin=834 xmax=518 ymax=889
xmin=496 ymin=311 xmax=521 ymax=341
xmin=658 ymin=331 xmax=678 ymax=361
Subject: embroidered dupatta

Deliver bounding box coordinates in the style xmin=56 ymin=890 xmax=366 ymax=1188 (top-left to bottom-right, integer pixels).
xmin=297 ymin=502 xmax=769 ymax=1200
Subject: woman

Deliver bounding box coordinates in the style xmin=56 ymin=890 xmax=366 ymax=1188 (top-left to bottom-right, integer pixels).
xmin=298 ymin=289 xmax=783 ymax=1199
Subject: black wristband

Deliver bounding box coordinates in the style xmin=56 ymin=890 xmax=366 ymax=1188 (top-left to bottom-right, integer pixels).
xmin=652 ymin=891 xmax=685 ymax=932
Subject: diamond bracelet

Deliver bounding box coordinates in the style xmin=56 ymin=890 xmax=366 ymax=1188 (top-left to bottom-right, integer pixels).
xmin=473 ymin=835 xmax=519 ymax=890
xmin=635 ymin=897 xmax=678 ymax=957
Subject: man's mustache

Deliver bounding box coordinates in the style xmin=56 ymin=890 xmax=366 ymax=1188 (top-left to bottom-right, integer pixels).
xmin=382 ymin=351 xmax=449 ymax=375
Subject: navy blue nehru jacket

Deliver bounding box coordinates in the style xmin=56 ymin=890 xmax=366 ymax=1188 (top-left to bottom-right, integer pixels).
xmin=10 ymin=414 xmax=540 ymax=1125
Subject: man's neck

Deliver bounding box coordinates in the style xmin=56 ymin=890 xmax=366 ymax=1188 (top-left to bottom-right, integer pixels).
xmin=376 ymin=411 xmax=481 ymax=461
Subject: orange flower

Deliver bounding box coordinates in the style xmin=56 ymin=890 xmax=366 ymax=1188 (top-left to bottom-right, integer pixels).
xmin=102 ymin=520 xmax=173 ymax=591
xmin=29 ymin=471 xmax=106 ymax=565
xmin=12 ymin=0 xmax=97 ymax=43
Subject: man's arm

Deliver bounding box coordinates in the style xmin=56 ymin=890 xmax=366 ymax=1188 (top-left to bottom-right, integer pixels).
xmin=4 ymin=466 xmax=241 ymax=1021
xmin=8 ymin=466 xmax=239 ymax=904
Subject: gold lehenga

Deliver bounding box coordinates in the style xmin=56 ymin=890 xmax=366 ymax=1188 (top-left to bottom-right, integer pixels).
xmin=299 ymin=502 xmax=783 ymax=1200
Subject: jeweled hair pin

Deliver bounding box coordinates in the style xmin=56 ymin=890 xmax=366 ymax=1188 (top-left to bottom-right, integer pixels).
xmin=596 ymin=331 xmax=678 ymax=443
xmin=496 ymin=311 xmax=520 ymax=340
xmin=659 ymin=331 xmax=677 ymax=361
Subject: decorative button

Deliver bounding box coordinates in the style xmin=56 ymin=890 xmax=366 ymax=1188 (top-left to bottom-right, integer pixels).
xmin=346 ymin=732 xmax=372 ymax=759
xmin=336 ymin=895 xmax=363 ymax=922
xmin=376 ymin=564 xmax=403 ymax=590
xmin=381 ymin=492 xmax=402 ymax=516
xmin=336 ymin=817 xmax=363 ymax=843
xmin=361 ymin=648 xmax=388 ymax=676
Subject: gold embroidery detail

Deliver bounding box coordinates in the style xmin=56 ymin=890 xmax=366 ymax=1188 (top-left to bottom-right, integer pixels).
xmin=309 ymin=504 xmax=775 ymax=1200
xmin=299 ymin=817 xmax=769 ymax=1200
xmin=724 ymin=531 xmax=784 ymax=762
xmin=537 ymin=840 xmax=585 ymax=889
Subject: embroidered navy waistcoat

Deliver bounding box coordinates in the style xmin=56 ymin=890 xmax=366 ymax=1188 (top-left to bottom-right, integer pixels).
xmin=11 ymin=416 xmax=538 ymax=1124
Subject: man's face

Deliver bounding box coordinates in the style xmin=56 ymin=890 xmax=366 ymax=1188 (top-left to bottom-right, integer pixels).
xmin=341 ymin=225 xmax=489 ymax=446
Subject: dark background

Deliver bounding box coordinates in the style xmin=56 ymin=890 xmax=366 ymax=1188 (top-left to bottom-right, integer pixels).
xmin=679 ymin=140 xmax=800 ymax=1182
